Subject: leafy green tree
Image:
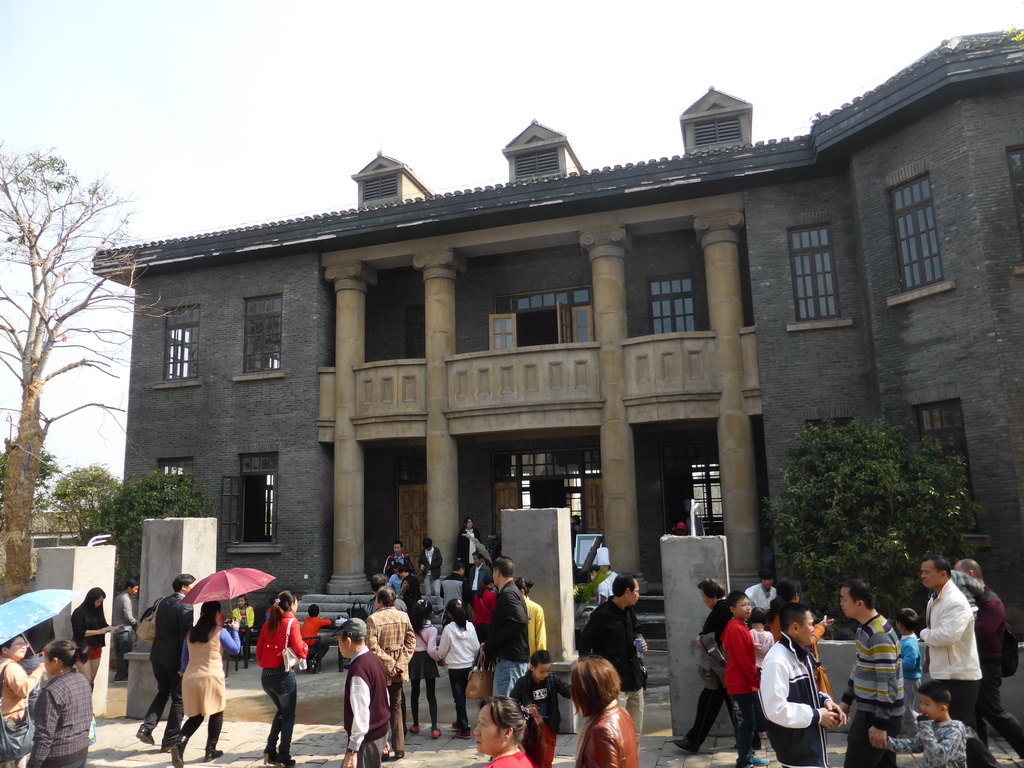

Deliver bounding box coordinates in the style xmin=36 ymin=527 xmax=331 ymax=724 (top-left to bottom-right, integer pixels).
xmin=768 ymin=420 xmax=978 ymax=620
xmin=45 ymin=464 xmax=120 ymax=542
xmin=95 ymin=471 xmax=216 ymax=586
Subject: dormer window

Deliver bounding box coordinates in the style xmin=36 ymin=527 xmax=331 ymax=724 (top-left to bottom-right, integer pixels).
xmin=352 ymin=153 xmax=431 ymax=207
xmin=503 ymin=120 xmax=583 ymax=183
xmin=693 ymin=117 xmax=742 ymax=148
xmin=515 ymin=149 xmax=560 ymax=179
xmin=362 ymin=175 xmax=399 ymax=202
xmin=680 ymin=88 xmax=752 ymax=153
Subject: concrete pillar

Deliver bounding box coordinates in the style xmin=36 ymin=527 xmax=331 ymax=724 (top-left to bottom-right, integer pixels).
xmin=126 ymin=516 xmax=218 ymax=719
xmin=579 ymin=228 xmax=640 ymax=574
xmin=325 ymin=261 xmax=377 ymax=594
xmin=661 ymin=534 xmax=731 ymax=737
xmin=413 ymin=248 xmax=464 ymax=560
xmin=35 ymin=545 xmax=116 ymax=716
xmin=500 ymin=507 xmax=576 ymax=664
xmin=695 ymin=212 xmax=759 ymax=582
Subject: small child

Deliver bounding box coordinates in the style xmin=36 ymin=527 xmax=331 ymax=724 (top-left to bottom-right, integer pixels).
xmin=749 ymin=607 xmax=774 ymax=742
xmin=882 ymin=680 xmax=967 ymax=768
xmin=510 ymin=650 xmax=571 ymax=768
xmin=749 ymin=607 xmax=774 ymax=669
xmin=895 ymin=607 xmax=923 ymax=737
xmin=721 ymin=591 xmax=769 ymax=767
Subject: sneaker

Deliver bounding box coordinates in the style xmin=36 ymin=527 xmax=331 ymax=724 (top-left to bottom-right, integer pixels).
xmin=409 ymin=726 xmax=420 ymax=735
xmin=431 ymin=729 xmax=441 ymax=739
xmin=136 ymin=727 xmax=155 ymax=746
xmin=750 ymin=758 xmax=770 ymax=766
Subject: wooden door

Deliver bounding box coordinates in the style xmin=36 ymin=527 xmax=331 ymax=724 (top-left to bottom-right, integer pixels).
xmin=493 ymin=482 xmax=519 ymax=534
xmin=583 ymin=477 xmax=604 ymax=532
xmin=398 ymin=484 xmax=427 ymax=575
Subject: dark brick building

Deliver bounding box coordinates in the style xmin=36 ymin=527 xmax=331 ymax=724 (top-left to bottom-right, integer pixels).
xmin=98 ymin=34 xmax=1024 ymax=615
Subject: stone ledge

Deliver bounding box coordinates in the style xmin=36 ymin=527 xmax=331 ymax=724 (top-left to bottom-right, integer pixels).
xmin=232 ymin=370 xmax=286 ymax=382
xmin=786 ymin=317 xmax=854 ymax=332
xmin=152 ymin=379 xmax=200 ymax=389
xmin=885 ymin=278 xmax=956 ymax=307
xmin=1014 ymin=264 xmax=1024 ymax=278
xmin=226 ymin=544 xmax=282 ymax=555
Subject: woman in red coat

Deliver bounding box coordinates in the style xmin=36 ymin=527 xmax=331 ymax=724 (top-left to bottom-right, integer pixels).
xmin=255 ymin=591 xmax=307 ymax=768
xmin=571 ymin=656 xmax=638 ymax=768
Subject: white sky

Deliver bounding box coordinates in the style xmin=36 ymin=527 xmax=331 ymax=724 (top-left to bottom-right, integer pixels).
xmin=0 ymin=0 xmax=1020 ymax=478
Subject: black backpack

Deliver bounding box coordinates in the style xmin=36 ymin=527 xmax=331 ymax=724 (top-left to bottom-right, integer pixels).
xmin=1002 ymin=623 xmax=1019 ymax=678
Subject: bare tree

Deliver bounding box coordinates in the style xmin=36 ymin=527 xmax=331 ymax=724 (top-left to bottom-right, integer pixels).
xmin=0 ymin=148 xmax=135 ymax=598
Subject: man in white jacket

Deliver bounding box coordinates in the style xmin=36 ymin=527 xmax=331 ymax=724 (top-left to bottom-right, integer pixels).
xmin=919 ymin=554 xmax=999 ymax=768
xmin=759 ymin=602 xmax=846 ymax=767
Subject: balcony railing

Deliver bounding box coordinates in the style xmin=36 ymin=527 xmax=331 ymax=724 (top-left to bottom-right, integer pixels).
xmin=622 ymin=332 xmax=721 ymax=422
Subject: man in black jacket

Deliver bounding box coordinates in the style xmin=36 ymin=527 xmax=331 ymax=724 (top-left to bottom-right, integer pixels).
xmin=484 ymin=556 xmax=529 ymax=697
xmin=137 ymin=573 xmax=196 ymax=749
xmin=578 ymin=572 xmax=647 ymax=735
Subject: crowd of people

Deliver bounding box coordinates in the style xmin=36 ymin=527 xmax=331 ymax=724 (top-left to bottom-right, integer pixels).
xmin=675 ymin=555 xmax=1024 ymax=768
xmin=3 ymin=539 xmax=1021 ymax=768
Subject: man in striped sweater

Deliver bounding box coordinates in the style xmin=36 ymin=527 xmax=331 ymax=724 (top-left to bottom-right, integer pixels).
xmin=838 ymin=577 xmax=904 ymax=768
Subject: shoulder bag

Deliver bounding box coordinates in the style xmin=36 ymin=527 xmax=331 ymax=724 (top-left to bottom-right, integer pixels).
xmin=281 ymin=618 xmax=306 ymax=672
xmin=137 ymin=597 xmax=163 ymax=644
xmin=1003 ymin=623 xmax=1019 ymax=678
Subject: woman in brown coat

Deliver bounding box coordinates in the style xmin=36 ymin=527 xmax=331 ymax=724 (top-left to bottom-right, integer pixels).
xmin=571 ymin=656 xmax=639 ymax=768
xmin=172 ymin=601 xmax=241 ymax=768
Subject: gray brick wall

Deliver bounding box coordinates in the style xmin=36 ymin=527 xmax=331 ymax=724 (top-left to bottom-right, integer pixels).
xmin=123 ymin=251 xmax=335 ymax=593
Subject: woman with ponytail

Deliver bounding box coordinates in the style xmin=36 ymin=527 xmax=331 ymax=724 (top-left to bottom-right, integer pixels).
xmin=172 ymin=601 xmax=240 ymax=768
xmin=255 ymin=591 xmax=307 ymax=768
xmin=473 ymin=695 xmax=545 ymax=767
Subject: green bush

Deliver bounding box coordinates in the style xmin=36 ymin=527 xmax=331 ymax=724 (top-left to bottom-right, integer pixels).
xmin=768 ymin=420 xmax=977 ymax=621
xmin=95 ymin=471 xmax=217 ymax=587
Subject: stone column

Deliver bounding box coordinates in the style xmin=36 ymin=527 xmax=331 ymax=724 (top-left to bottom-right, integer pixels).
xmin=35 ymin=545 xmax=116 ymax=716
xmin=124 ymin=516 xmax=218 ymax=719
xmin=325 ymin=261 xmax=377 ymax=594
xmin=413 ymin=248 xmax=464 ymax=560
xmin=695 ymin=212 xmax=759 ymax=580
xmin=579 ymin=228 xmax=641 ymax=574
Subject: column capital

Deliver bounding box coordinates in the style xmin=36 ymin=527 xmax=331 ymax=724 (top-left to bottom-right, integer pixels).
xmin=413 ymin=247 xmax=465 ymax=281
xmin=694 ymin=211 xmax=745 ymax=248
xmin=579 ymin=227 xmax=631 ymax=261
xmin=325 ymin=261 xmax=378 ymax=292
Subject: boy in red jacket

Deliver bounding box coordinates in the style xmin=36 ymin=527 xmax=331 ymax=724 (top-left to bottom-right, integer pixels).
xmin=721 ymin=590 xmax=769 ymax=768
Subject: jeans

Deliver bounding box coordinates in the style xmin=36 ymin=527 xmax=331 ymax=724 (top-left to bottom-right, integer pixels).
xmin=936 ymin=678 xmax=1000 ymax=768
xmin=732 ymin=692 xmax=756 ymax=768
xmin=143 ymin=661 xmax=184 ymax=746
xmin=423 ymin=574 xmax=442 ymax=599
xmin=449 ymin=667 xmax=471 ymax=731
xmin=843 ymin=711 xmax=899 ymax=768
xmin=494 ymin=659 xmax=528 ymax=698
xmin=262 ymin=672 xmax=297 ymax=760
xmin=114 ymin=630 xmax=133 ymax=680
xmin=976 ymin=657 xmax=1024 ymax=756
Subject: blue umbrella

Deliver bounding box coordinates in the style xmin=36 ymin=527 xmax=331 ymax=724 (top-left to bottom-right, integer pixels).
xmin=0 ymin=589 xmax=78 ymax=645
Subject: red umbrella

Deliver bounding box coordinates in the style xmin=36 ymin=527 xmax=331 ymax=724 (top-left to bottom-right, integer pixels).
xmin=181 ymin=568 xmax=276 ymax=605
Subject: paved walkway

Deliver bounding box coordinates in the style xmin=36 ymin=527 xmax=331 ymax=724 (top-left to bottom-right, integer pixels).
xmin=91 ymin=717 xmax=1024 ymax=767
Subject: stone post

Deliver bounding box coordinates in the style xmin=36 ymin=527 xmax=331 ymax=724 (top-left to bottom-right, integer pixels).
xmin=325 ymin=261 xmax=377 ymax=594
xmin=579 ymin=228 xmax=640 ymax=574
xmin=499 ymin=507 xmax=576 ymax=664
xmin=661 ymin=534 xmax=732 ymax=737
xmin=35 ymin=545 xmax=116 ymax=716
xmin=125 ymin=516 xmax=218 ymax=718
xmin=413 ymin=248 xmax=464 ymax=560
xmin=695 ymin=212 xmax=759 ymax=581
